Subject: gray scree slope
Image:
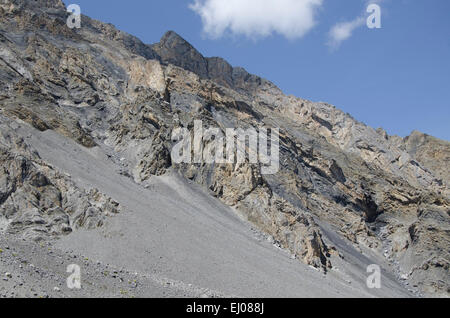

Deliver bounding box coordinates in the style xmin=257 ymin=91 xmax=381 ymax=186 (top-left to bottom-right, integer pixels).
xmin=0 ymin=0 xmax=448 ymax=298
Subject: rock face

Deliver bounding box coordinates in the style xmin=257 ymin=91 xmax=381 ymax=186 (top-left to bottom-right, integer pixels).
xmin=0 ymin=0 xmax=448 ymax=297
xmin=0 ymin=119 xmax=120 ymax=241
xmin=400 ymin=131 xmax=450 ymax=187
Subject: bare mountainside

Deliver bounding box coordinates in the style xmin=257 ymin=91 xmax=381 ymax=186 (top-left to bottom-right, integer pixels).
xmin=0 ymin=0 xmax=448 ymax=298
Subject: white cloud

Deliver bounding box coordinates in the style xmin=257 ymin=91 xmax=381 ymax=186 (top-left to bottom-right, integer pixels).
xmin=327 ymin=17 xmax=365 ymax=49
xmin=327 ymin=0 xmax=385 ymax=50
xmin=189 ymin=0 xmax=324 ymax=40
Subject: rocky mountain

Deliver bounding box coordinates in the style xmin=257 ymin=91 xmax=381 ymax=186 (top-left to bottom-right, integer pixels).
xmin=0 ymin=0 xmax=448 ymax=297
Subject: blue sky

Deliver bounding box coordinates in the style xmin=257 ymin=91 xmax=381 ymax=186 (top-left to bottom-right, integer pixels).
xmin=64 ymin=0 xmax=449 ymax=140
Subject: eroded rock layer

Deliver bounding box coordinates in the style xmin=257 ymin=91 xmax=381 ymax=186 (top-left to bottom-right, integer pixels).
xmin=0 ymin=0 xmax=448 ymax=297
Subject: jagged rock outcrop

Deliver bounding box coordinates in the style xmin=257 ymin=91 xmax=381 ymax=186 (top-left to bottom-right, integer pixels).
xmin=0 ymin=119 xmax=120 ymax=241
xmin=400 ymin=131 xmax=450 ymax=187
xmin=0 ymin=0 xmax=448 ymax=296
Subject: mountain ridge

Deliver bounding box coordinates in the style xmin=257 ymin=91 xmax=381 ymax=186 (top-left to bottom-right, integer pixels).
xmin=0 ymin=0 xmax=448 ymax=297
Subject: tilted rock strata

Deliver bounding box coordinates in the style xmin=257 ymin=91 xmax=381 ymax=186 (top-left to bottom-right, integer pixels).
xmin=0 ymin=119 xmax=120 ymax=241
xmin=0 ymin=0 xmax=448 ymax=296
